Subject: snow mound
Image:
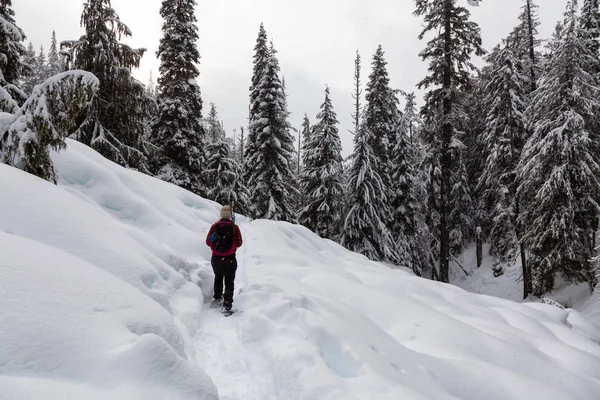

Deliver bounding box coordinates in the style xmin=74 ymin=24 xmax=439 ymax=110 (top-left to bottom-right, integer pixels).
xmin=0 ymin=232 xmax=217 ymax=400
xmin=1 ymin=139 xmax=599 ymax=400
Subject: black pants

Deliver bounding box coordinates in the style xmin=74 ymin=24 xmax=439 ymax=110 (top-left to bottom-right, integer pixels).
xmin=211 ymin=255 xmax=237 ymax=304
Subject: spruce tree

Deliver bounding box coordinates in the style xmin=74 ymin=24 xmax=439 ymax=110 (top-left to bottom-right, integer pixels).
xmin=63 ymin=0 xmax=151 ymax=172
xmin=352 ymin=50 xmax=362 ymax=135
xmin=341 ymin=115 xmax=399 ymax=263
xmin=299 ymin=86 xmax=344 ymax=240
xmin=507 ymin=0 xmax=541 ymax=93
xmin=244 ymin=23 xmax=269 ymax=187
xmin=203 ymin=137 xmax=250 ymax=215
xmin=478 ymin=44 xmax=528 ymax=271
xmin=151 ymin=0 xmax=206 ymax=195
xmin=364 ymin=45 xmax=398 ymax=192
xmin=390 ymin=107 xmax=422 ymax=275
xmin=414 ymin=0 xmax=485 ymax=283
xmin=145 ymin=71 xmax=156 ymax=99
xmin=246 ymin=43 xmax=297 ymax=222
xmin=33 ymin=46 xmax=46 ymax=85
xmin=21 ymin=42 xmax=36 ymax=94
xmin=448 ymin=143 xmax=474 ymax=255
xmin=207 ymin=103 xmax=224 ymax=142
xmin=47 ymin=30 xmax=62 ymax=76
xmin=580 ymin=0 xmax=600 ymax=258
xmin=517 ymin=0 xmax=600 ymax=296
xmin=300 ymin=114 xmax=311 ymax=168
xmin=0 ymin=0 xmax=31 ymax=108
xmin=0 ymin=72 xmax=99 ymax=182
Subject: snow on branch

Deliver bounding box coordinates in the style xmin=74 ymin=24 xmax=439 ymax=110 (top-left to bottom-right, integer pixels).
xmin=0 ymin=71 xmax=99 ymax=182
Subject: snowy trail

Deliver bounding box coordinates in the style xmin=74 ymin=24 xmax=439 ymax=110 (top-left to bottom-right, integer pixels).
xmin=194 ymin=222 xmax=278 ymax=400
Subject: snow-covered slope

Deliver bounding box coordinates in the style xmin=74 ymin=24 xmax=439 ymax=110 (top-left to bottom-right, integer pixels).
xmin=1 ymin=140 xmax=600 ymax=400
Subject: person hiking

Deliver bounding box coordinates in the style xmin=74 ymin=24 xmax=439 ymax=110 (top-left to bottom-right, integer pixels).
xmin=206 ymin=205 xmax=243 ymax=312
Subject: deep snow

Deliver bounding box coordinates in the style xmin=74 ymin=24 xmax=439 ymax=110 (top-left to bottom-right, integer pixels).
xmin=1 ymin=139 xmax=600 ymax=400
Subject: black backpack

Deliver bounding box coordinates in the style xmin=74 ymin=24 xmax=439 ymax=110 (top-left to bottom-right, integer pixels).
xmin=212 ymin=220 xmax=235 ymax=254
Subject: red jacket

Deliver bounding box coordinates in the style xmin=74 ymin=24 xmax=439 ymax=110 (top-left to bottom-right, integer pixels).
xmin=206 ymin=219 xmax=243 ymax=256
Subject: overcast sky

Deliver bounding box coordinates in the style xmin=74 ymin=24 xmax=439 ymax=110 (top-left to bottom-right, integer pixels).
xmin=16 ymin=0 xmax=565 ymax=157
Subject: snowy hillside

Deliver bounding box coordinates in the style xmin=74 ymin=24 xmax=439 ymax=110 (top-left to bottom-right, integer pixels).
xmin=1 ymin=140 xmax=600 ymax=400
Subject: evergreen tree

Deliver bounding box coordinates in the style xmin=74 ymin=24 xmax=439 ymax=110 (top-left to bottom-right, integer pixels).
xmin=507 ymin=0 xmax=541 ymax=93
xmin=244 ymin=23 xmax=269 ymax=186
xmin=0 ymin=0 xmax=31 ymax=108
xmin=352 ymin=50 xmax=362 ymax=135
xmin=341 ymin=115 xmax=399 ymax=263
xmin=364 ymin=45 xmax=398 ymax=192
xmin=478 ymin=44 xmax=528 ymax=272
xmin=0 ymin=72 xmax=99 ymax=182
xmin=203 ymin=137 xmax=250 ymax=215
xmin=400 ymin=92 xmax=420 ymax=144
xmin=300 ymin=114 xmax=311 ymax=168
xmin=151 ymin=0 xmax=206 ymax=195
xmin=207 ymin=103 xmax=224 ymax=142
xmin=580 ymin=0 xmax=600 ymax=259
xmin=517 ymin=0 xmax=600 ymax=296
xmin=145 ymin=70 xmax=156 ymax=99
xmin=246 ymin=43 xmax=297 ymax=222
xmin=448 ymin=142 xmax=474 ymax=255
xmin=63 ymin=0 xmax=151 ymax=172
xmin=238 ymin=126 xmax=245 ymax=165
xmin=390 ymin=108 xmax=422 ymax=275
xmin=299 ymin=86 xmax=344 ymax=240
xmin=33 ymin=45 xmax=46 ymax=84
xmin=21 ymin=42 xmax=36 ymax=94
xmin=47 ymin=30 xmax=63 ymax=76
xmin=414 ymin=0 xmax=485 ymax=283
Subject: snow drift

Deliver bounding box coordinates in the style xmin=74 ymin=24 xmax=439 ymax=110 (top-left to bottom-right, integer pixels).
xmin=1 ymin=139 xmax=600 ymax=400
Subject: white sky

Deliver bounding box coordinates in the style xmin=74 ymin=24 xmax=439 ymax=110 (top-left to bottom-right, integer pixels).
xmin=16 ymin=0 xmax=565 ymax=157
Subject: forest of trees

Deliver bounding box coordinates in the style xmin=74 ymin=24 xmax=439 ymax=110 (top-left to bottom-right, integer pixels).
xmin=0 ymin=0 xmax=599 ymax=298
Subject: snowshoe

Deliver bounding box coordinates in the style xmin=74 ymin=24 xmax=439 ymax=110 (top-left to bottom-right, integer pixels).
xmin=222 ymin=301 xmax=234 ymax=316
xmin=210 ymin=298 xmax=223 ymax=309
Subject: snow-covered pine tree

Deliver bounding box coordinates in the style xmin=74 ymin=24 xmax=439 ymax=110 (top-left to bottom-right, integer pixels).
xmin=390 ymin=103 xmax=422 ymax=275
xmin=400 ymin=92 xmax=420 ymax=145
xmin=341 ymin=114 xmax=399 ymax=263
xmin=33 ymin=46 xmax=47 ymax=86
xmin=579 ymin=0 xmax=600 ymax=257
xmin=145 ymin=71 xmax=156 ymax=99
xmin=0 ymin=0 xmax=31 ymax=108
xmin=244 ymin=23 xmax=269 ymax=189
xmin=478 ymin=43 xmax=528 ymax=277
xmin=203 ymin=136 xmax=251 ymax=215
xmin=298 ymin=86 xmax=344 ymax=240
xmin=352 ymin=50 xmax=362 ymax=135
xmin=151 ymin=0 xmax=206 ymax=195
xmin=0 ymin=71 xmax=99 ymax=182
xmin=448 ymin=140 xmax=474 ymax=256
xmin=463 ymin=59 xmax=495 ymax=241
xmin=300 ymin=114 xmax=311 ymax=163
xmin=46 ymin=30 xmax=63 ymax=76
xmin=507 ymin=0 xmax=541 ymax=93
xmin=517 ymin=0 xmax=600 ymax=296
xmin=207 ymin=103 xmax=224 ymax=142
xmin=246 ymin=43 xmax=297 ymax=222
xmin=238 ymin=126 xmax=245 ymax=165
xmin=412 ymin=128 xmax=437 ymax=278
xmin=414 ymin=0 xmax=485 ymax=283
xmin=62 ymin=0 xmax=151 ymax=172
xmin=21 ymin=42 xmax=36 ymax=94
xmin=364 ymin=45 xmax=398 ymax=195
